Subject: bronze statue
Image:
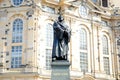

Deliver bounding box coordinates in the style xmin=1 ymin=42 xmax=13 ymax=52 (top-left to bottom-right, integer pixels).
xmin=52 ymin=15 xmax=71 ymax=61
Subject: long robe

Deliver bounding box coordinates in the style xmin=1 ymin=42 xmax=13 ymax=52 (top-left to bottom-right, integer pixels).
xmin=52 ymin=21 xmax=71 ymax=60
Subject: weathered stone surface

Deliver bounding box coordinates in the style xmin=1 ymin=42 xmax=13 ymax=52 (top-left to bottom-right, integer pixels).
xmin=51 ymin=60 xmax=70 ymax=80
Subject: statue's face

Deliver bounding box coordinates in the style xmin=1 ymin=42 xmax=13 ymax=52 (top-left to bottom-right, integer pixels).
xmin=58 ymin=15 xmax=64 ymax=22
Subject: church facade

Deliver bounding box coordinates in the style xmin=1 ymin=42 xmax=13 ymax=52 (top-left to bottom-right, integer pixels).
xmin=0 ymin=0 xmax=120 ymax=80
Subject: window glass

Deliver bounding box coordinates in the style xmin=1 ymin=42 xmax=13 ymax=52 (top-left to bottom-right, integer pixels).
xmin=46 ymin=23 xmax=53 ymax=47
xmin=46 ymin=49 xmax=52 ymax=70
xmin=102 ymin=36 xmax=109 ymax=55
xmin=12 ymin=0 xmax=23 ymax=6
xmin=80 ymin=52 xmax=88 ymax=72
xmin=45 ymin=23 xmax=53 ymax=70
xmin=11 ymin=46 xmax=22 ymax=68
xmin=103 ymin=57 xmax=110 ymax=74
xmin=102 ymin=0 xmax=108 ymax=7
xmin=92 ymin=0 xmax=97 ymax=3
xmin=79 ymin=28 xmax=87 ymax=50
xmin=12 ymin=19 xmax=23 ymax=43
xmin=79 ymin=27 xmax=88 ymax=72
xmin=102 ymin=35 xmax=110 ymax=74
xmin=79 ymin=5 xmax=88 ymax=17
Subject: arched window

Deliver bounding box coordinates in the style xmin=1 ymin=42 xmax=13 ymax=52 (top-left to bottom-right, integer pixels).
xmin=46 ymin=23 xmax=53 ymax=47
xmin=79 ymin=28 xmax=88 ymax=72
xmin=12 ymin=19 xmax=23 ymax=43
xmin=79 ymin=28 xmax=87 ymax=50
xmin=102 ymin=35 xmax=108 ymax=55
xmin=102 ymin=35 xmax=110 ymax=74
xmin=45 ymin=23 xmax=53 ymax=70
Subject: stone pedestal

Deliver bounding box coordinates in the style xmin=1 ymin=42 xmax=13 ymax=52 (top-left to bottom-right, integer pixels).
xmin=51 ymin=60 xmax=71 ymax=80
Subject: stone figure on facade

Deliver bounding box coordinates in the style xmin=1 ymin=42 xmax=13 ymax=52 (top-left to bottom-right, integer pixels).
xmin=52 ymin=15 xmax=71 ymax=61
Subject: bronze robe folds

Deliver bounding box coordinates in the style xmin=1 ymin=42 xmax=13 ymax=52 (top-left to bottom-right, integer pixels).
xmin=52 ymin=21 xmax=71 ymax=60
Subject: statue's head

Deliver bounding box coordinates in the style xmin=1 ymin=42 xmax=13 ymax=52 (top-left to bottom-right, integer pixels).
xmin=58 ymin=15 xmax=64 ymax=22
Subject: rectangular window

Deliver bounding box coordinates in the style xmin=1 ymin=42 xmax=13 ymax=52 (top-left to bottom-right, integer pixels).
xmin=103 ymin=57 xmax=110 ymax=74
xmin=102 ymin=0 xmax=108 ymax=7
xmin=46 ymin=49 xmax=52 ymax=70
xmin=11 ymin=46 xmax=22 ymax=68
xmin=80 ymin=52 xmax=88 ymax=72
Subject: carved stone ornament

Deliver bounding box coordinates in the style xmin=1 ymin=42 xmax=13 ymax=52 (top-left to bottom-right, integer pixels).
xmin=26 ymin=9 xmax=34 ymax=17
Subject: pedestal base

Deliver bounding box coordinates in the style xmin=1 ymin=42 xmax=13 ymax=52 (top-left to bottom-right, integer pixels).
xmin=51 ymin=60 xmax=71 ymax=80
